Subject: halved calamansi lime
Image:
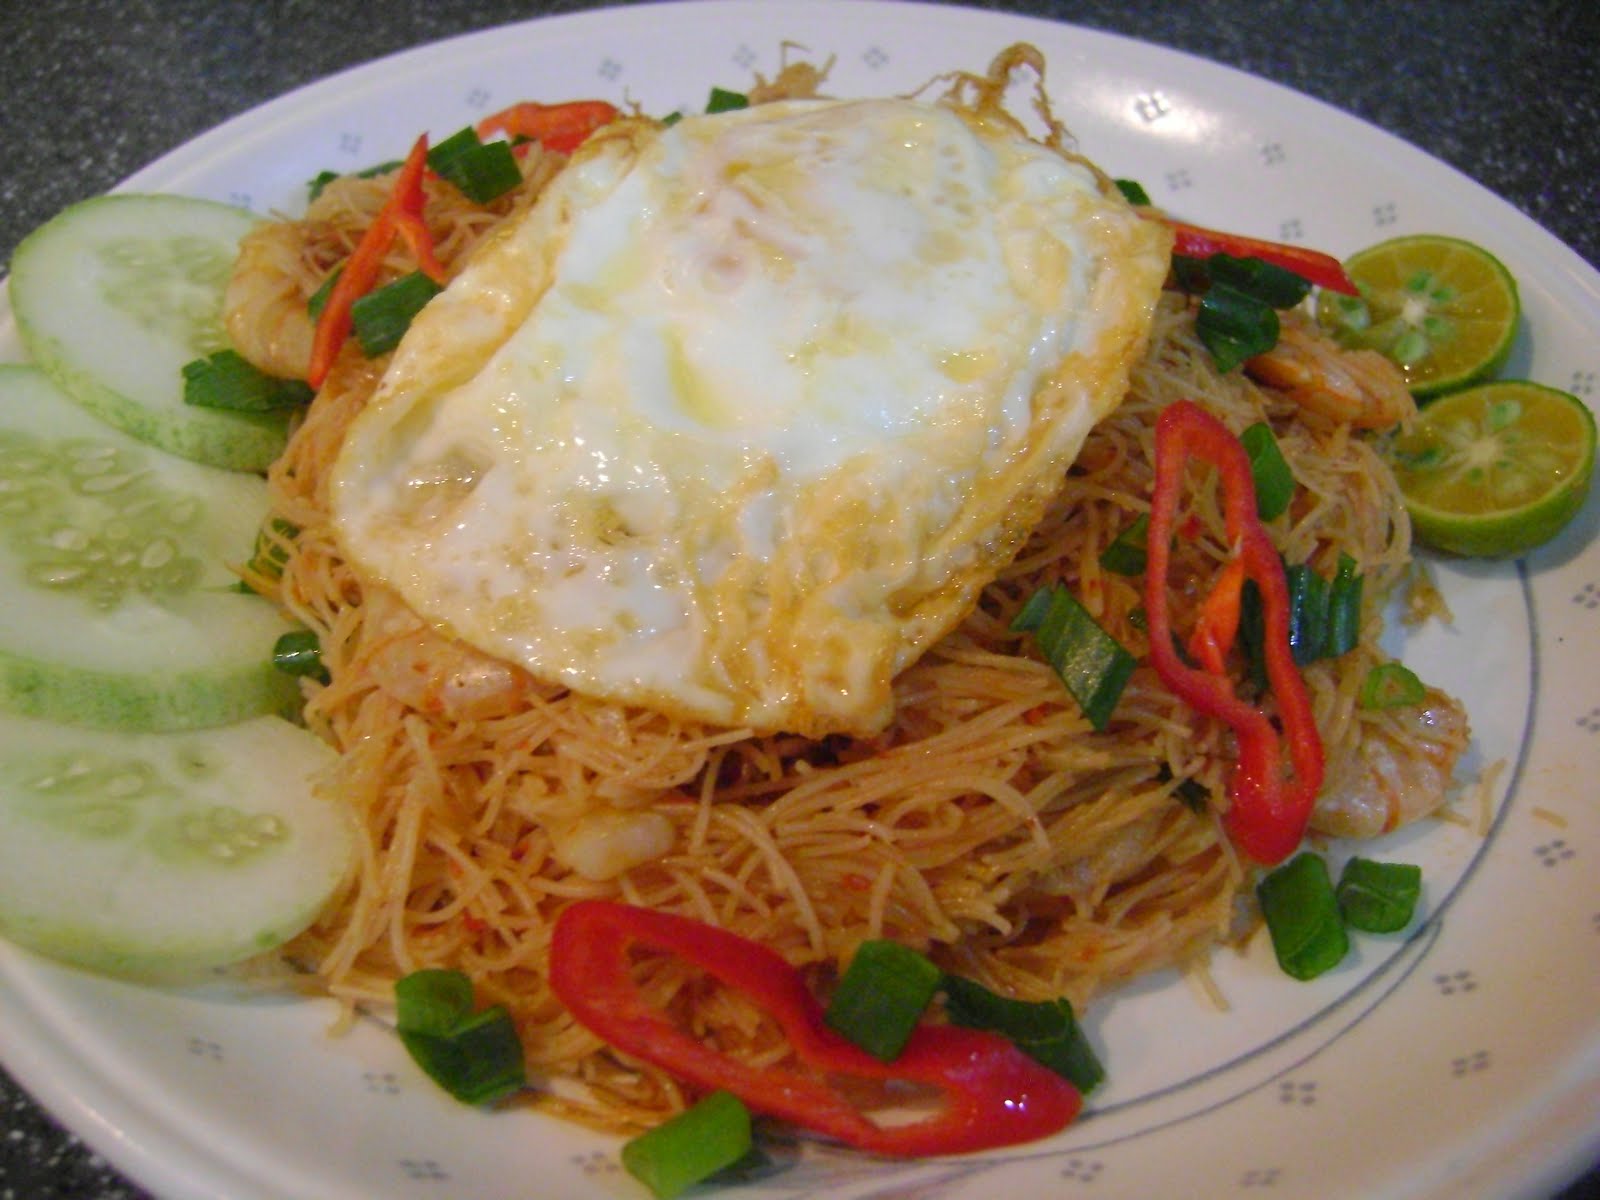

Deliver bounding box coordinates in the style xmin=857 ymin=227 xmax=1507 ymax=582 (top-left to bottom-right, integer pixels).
xmin=1317 ymin=234 xmax=1519 ymax=400
xmin=1388 ymin=380 xmax=1595 ymax=558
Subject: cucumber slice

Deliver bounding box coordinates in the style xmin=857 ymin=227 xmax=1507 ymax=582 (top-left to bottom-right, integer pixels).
xmin=9 ymin=192 xmax=290 ymax=472
xmin=0 ymin=713 xmax=352 ymax=977
xmin=0 ymin=365 xmax=300 ymax=729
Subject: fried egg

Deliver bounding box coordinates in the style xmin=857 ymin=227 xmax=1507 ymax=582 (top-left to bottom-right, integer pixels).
xmin=330 ymin=97 xmax=1170 ymax=736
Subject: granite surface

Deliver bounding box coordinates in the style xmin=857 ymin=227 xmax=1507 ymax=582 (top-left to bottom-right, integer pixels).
xmin=1 ymin=1 xmax=1597 ymax=1197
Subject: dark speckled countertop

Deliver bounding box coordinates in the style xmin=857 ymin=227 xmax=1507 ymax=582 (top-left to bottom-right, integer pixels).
xmin=2 ymin=2 xmax=1598 ymax=1197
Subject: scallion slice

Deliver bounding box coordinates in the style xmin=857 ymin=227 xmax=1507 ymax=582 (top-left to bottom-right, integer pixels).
xmin=1178 ymin=252 xmax=1313 ymax=373
xmin=1173 ymin=776 xmax=1210 ymax=814
xmin=621 ymin=1091 xmax=753 ymax=1200
xmin=1284 ymin=562 xmax=1331 ymax=666
xmin=427 ymin=126 xmax=523 ymax=204
xmin=1257 ymin=852 xmax=1349 ymax=981
xmin=307 ymin=158 xmax=403 ymax=203
xmin=307 ymin=266 xmax=339 ymax=320
xmin=1011 ymin=585 xmax=1136 ymax=731
xmin=1207 ymin=252 xmax=1313 ymax=310
xmin=394 ymin=969 xmax=526 ymax=1106
xmin=351 ymin=270 xmax=443 ymax=356
xmin=1195 ymin=281 xmax=1281 ymax=374
xmin=1240 ymin=422 xmax=1294 ymax=521
xmin=1359 ymin=661 xmax=1426 ymax=709
xmin=1240 ymin=553 xmax=1364 ymax=680
xmin=181 ymin=350 xmax=313 ymax=413
xmin=1324 ymin=554 xmax=1363 ymax=658
xmin=246 ymin=517 xmax=299 ymax=583
xmin=1098 ymin=513 xmax=1149 ymax=576
xmin=1114 ymin=178 xmax=1152 ymax=206
xmin=307 ymin=170 xmax=340 ymax=204
xmin=271 ymin=629 xmax=328 ymax=684
xmin=1241 ymin=582 xmax=1277 ymax=698
xmin=942 ymin=975 xmax=1105 ymax=1094
xmin=823 ymin=939 xmax=942 ymax=1062
xmin=1336 ymin=857 xmax=1422 ymax=933
xmin=705 ymin=87 xmax=750 ymax=114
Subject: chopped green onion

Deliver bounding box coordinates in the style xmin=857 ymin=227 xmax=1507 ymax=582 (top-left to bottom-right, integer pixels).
xmin=181 ymin=350 xmax=313 ymax=413
xmin=824 ymin=939 xmax=942 ymax=1062
xmin=1011 ymin=585 xmax=1136 ymax=731
xmin=1207 ymin=253 xmax=1313 ymax=310
xmin=621 ymin=1091 xmax=753 ymax=1200
xmin=307 ymin=171 xmax=339 ymax=204
xmin=1324 ymin=554 xmax=1363 ymax=658
xmin=307 ymin=158 xmax=403 ymax=203
xmin=1237 ymin=579 xmax=1267 ymax=692
xmin=1257 ymin=851 xmax=1349 ymax=981
xmin=271 ymin=629 xmax=329 ymax=685
xmin=1239 ymin=554 xmax=1364 ymax=685
xmin=1195 ymin=281 xmax=1282 ymax=374
xmin=1239 ymin=422 xmax=1295 ymax=521
xmin=1098 ymin=512 xmax=1149 ymax=576
xmin=1170 ymin=253 xmax=1211 ymax=294
xmin=1177 ymin=252 xmax=1313 ymax=372
xmin=246 ymin=517 xmax=299 ymax=583
xmin=942 ymin=975 xmax=1105 ymax=1093
xmin=660 ymin=111 xmax=684 ymax=128
xmin=307 ymin=267 xmax=339 ymax=320
xmin=427 ymin=126 xmax=523 ymax=203
xmin=394 ymin=969 xmax=526 ymax=1106
xmin=1336 ymin=857 xmax=1422 ymax=933
xmin=1114 ymin=178 xmax=1151 ymax=206
xmin=1359 ymin=661 xmax=1426 ymax=709
xmin=705 ymin=87 xmax=750 ymax=114
xmin=351 ymin=270 xmax=444 ymax=356
xmin=1173 ymin=776 xmax=1210 ymax=814
xmin=1284 ymin=562 xmax=1331 ymax=666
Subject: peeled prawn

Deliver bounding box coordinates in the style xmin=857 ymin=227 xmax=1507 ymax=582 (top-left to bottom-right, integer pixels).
xmin=548 ymin=806 xmax=677 ymax=881
xmin=364 ymin=625 xmax=534 ymax=721
xmin=1311 ymin=686 xmax=1469 ymax=839
xmin=222 ymin=222 xmax=318 ymax=381
xmin=1246 ymin=313 xmax=1416 ymax=430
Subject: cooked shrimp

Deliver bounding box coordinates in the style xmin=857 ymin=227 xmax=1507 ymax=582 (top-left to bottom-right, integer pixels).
xmin=1311 ymin=686 xmax=1470 ymax=838
xmin=1034 ymin=807 xmax=1167 ymax=908
xmin=548 ymin=806 xmax=677 ymax=881
xmin=222 ymin=222 xmax=319 ymax=380
xmin=1246 ymin=312 xmax=1417 ymax=430
xmin=364 ymin=624 xmax=534 ymax=721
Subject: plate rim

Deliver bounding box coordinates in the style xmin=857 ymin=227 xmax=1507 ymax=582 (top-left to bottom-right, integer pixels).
xmin=3 ymin=3 xmax=1599 ymax=1198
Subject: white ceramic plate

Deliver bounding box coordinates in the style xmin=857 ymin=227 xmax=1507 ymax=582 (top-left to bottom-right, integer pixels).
xmin=3 ymin=3 xmax=1598 ymax=1198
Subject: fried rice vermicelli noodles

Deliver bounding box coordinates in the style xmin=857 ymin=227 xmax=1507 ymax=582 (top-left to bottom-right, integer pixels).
xmin=229 ymin=54 xmax=1469 ymax=1132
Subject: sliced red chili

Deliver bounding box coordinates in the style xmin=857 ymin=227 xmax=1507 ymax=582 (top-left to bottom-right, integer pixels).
xmin=307 ymin=134 xmax=444 ymax=388
xmin=1187 ymin=553 xmax=1248 ymax=676
xmin=475 ymin=100 xmax=621 ymax=155
xmin=549 ymin=900 xmax=1081 ymax=1156
xmin=1168 ymin=220 xmax=1359 ymax=296
xmin=1143 ymin=400 xmax=1326 ymax=865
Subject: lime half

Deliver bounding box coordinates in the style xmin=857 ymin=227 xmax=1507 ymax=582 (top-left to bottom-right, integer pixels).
xmin=1389 ymin=380 xmax=1595 ymax=558
xmin=1318 ymin=234 xmax=1519 ymax=400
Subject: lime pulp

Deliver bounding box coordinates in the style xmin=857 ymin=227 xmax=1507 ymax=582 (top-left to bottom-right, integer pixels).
xmin=1318 ymin=234 xmax=1519 ymax=400
xmin=1388 ymin=380 xmax=1595 ymax=557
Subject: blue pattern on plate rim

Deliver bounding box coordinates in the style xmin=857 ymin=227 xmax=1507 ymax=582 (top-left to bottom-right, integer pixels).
xmin=14 ymin=11 xmax=1595 ymax=1196
xmin=295 ymin=70 xmax=1557 ymax=1200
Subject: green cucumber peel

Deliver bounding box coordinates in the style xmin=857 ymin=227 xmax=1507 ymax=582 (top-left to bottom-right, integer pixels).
xmin=9 ymin=193 xmax=289 ymax=472
xmin=0 ymin=366 xmax=300 ymax=731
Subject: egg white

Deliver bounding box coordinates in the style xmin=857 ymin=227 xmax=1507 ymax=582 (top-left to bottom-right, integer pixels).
xmin=330 ymin=98 xmax=1170 ymax=736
